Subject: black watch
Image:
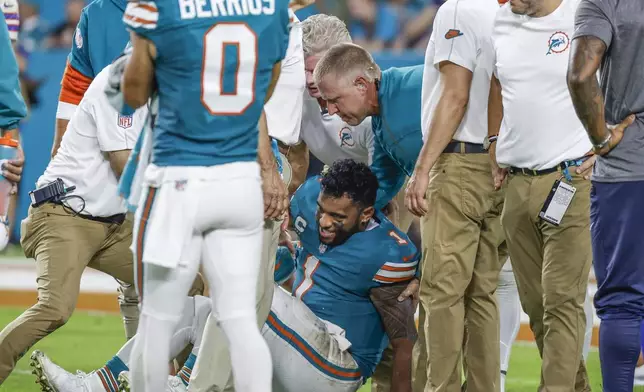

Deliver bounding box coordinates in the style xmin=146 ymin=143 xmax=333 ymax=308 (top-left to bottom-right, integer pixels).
xmin=483 ymin=135 xmax=498 ymax=151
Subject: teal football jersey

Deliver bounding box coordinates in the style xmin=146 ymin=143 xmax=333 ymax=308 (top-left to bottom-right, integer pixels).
xmin=124 ymin=0 xmax=290 ymax=166
xmin=69 ymin=0 xmax=130 ymax=80
xmin=287 ymin=177 xmax=420 ymax=378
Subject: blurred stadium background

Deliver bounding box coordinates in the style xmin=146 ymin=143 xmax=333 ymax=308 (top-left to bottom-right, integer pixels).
xmin=1 ymin=0 xmax=609 ymax=390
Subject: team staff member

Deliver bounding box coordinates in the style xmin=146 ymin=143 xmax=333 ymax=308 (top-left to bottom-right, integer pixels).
xmin=0 ymin=63 xmax=150 ymax=384
xmin=53 ymin=0 xmax=142 ymax=341
xmin=405 ymin=0 xmax=504 ymax=390
xmin=298 ymin=15 xmax=374 ymax=169
xmin=488 ymin=0 xmax=596 ymax=389
xmin=568 ymin=0 xmax=643 ymax=389
xmin=313 ymin=43 xmax=425 ymax=391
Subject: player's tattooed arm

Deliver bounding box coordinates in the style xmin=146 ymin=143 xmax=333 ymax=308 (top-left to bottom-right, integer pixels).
xmin=370 ymin=281 xmax=417 ymax=392
xmin=122 ymin=32 xmax=156 ymax=109
xmin=567 ymin=36 xmax=608 ymax=146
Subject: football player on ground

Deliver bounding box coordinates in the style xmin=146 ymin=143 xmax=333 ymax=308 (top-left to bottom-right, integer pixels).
xmin=31 ymin=159 xmax=419 ymax=392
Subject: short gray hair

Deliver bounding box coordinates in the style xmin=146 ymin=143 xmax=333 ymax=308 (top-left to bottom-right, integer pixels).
xmin=301 ymin=14 xmax=352 ymax=57
xmin=313 ymin=43 xmax=380 ymax=85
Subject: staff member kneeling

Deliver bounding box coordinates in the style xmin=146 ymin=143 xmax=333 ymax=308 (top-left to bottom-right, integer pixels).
xmin=0 ymin=62 xmax=179 ymax=383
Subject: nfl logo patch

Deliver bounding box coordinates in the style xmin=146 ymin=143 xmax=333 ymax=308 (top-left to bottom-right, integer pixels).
xmin=118 ymin=114 xmax=133 ymax=129
xmin=319 ymin=244 xmax=327 ymax=254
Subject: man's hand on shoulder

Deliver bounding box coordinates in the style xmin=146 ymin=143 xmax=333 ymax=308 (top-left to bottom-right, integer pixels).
xmin=261 ymin=164 xmax=289 ymax=220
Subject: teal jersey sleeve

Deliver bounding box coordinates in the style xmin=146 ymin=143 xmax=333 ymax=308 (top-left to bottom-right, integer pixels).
xmin=68 ymin=9 xmax=94 ymax=78
xmin=0 ymin=15 xmax=26 ymax=131
xmin=371 ymin=139 xmax=406 ymax=210
xmin=368 ymin=219 xmax=420 ymax=288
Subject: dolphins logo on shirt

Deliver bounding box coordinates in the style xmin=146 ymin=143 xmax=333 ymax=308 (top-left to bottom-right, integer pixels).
xmin=546 ymin=31 xmax=570 ymax=55
xmin=339 ymin=127 xmax=356 ymax=147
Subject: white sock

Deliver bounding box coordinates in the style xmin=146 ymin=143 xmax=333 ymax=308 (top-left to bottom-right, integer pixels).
xmin=500 ymin=371 xmax=507 ymax=392
xmin=582 ymin=287 xmax=594 ymax=361
xmin=129 ymin=313 xmax=177 ymax=392
xmin=115 ymin=336 xmax=136 ymax=367
xmin=498 ymin=263 xmax=521 ymax=392
xmin=220 ymin=315 xmax=273 ymax=392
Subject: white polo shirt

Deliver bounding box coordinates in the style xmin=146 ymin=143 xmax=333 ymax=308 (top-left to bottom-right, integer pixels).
xmin=264 ymin=10 xmax=306 ymax=146
xmin=299 ymin=94 xmax=374 ymax=166
xmin=37 ymin=64 xmax=147 ymax=217
xmin=421 ymin=0 xmax=499 ymax=144
xmin=493 ymin=0 xmax=592 ymax=170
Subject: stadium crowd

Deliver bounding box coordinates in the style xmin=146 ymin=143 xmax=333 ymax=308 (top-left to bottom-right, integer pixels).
xmin=0 ymin=0 xmax=643 ymax=392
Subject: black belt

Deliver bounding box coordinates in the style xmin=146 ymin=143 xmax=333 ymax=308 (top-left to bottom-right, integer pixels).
xmin=508 ymin=157 xmax=590 ymax=176
xmin=443 ymin=141 xmax=486 ymax=154
xmin=48 ymin=201 xmax=126 ymax=225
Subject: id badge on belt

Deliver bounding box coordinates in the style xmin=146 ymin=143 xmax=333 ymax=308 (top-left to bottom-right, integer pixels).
xmin=539 ymin=172 xmax=576 ymax=226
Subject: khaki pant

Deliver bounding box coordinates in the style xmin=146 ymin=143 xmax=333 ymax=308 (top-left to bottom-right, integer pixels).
xmin=0 ymin=204 xmax=135 ymax=383
xmin=502 ymin=170 xmax=591 ymax=392
xmin=418 ymin=153 xmax=505 ymax=392
xmin=188 ymin=217 xmax=281 ymax=392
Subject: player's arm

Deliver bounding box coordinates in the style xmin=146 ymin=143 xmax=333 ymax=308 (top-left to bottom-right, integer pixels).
xmin=0 ymin=14 xmax=27 ymax=134
xmin=279 ymin=140 xmax=309 ymax=196
xmin=369 ymin=281 xmax=417 ymax=392
xmin=371 ymin=139 xmax=406 ymax=210
xmin=487 ymin=72 xmax=507 ymax=189
xmin=122 ymin=32 xmax=156 ymax=109
xmin=259 ymin=109 xmax=288 ymax=219
xmin=53 ymin=9 xmax=94 ymax=159
xmin=566 ymin=1 xmax=612 ymax=151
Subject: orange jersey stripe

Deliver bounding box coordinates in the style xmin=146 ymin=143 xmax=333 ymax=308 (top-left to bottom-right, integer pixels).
xmin=266 ymin=313 xmax=362 ymax=379
xmin=380 ymin=264 xmax=417 ymax=272
xmin=124 ymin=14 xmax=157 ymax=26
xmin=135 ymin=3 xmax=157 ymax=12
xmin=374 ymin=275 xmax=412 ymax=283
xmin=59 ymin=62 xmax=93 ymax=105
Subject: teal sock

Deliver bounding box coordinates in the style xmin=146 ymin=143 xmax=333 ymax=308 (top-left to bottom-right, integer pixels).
xmin=178 ymin=353 xmax=196 ymax=386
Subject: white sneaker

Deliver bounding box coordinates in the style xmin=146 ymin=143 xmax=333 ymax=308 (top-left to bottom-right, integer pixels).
xmin=166 ymin=375 xmax=188 ymax=392
xmin=117 ymin=371 xmax=130 ymax=392
xmin=116 ymin=371 xmax=187 ymax=392
xmin=30 ymin=350 xmax=107 ymax=392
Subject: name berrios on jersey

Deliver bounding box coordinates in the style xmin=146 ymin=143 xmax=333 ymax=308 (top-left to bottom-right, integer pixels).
xmin=179 ymin=0 xmax=276 ymax=18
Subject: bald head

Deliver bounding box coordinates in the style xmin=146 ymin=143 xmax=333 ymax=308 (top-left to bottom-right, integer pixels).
xmin=312 ymin=43 xmax=380 ymax=87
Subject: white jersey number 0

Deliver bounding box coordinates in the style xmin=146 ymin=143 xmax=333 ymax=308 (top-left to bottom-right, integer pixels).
xmin=201 ymin=23 xmax=257 ymax=115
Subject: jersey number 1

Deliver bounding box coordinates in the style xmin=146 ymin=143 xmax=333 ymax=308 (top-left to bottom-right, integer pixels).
xmin=201 ymin=23 xmax=257 ymax=115
xmin=294 ymin=255 xmax=320 ymax=299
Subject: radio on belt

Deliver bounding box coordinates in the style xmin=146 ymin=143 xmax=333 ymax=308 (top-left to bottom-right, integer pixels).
xmin=29 ymin=178 xmax=76 ymax=207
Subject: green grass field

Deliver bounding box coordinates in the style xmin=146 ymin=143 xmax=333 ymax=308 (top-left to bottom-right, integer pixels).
xmin=0 ymin=306 xmax=635 ymax=392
